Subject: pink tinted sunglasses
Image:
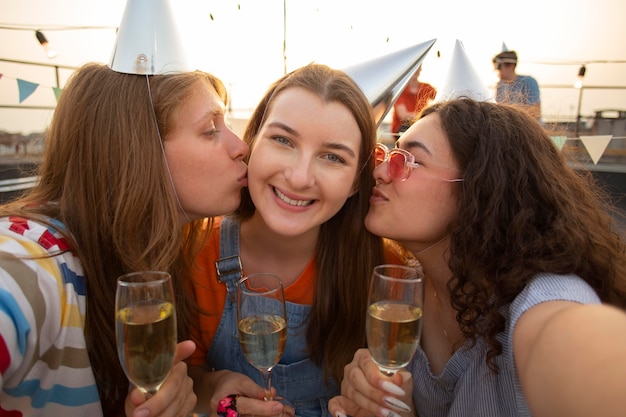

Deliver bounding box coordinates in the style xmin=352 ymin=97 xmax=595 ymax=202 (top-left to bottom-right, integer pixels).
xmin=374 ymin=144 xmax=464 ymax=182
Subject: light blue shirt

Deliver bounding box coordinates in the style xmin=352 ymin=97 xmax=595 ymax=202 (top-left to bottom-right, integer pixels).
xmin=409 ymin=273 xmax=600 ymax=416
xmin=496 ymin=75 xmax=541 ymax=106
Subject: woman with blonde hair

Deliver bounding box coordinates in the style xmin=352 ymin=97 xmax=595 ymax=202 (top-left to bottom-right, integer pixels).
xmin=0 ymin=63 xmax=248 ymax=416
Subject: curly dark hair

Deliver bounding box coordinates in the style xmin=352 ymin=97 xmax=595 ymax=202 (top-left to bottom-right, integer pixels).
xmin=420 ymin=98 xmax=626 ymax=371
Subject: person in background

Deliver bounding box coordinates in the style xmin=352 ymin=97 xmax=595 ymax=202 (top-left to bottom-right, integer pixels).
xmin=493 ymin=50 xmax=542 ymax=121
xmin=188 ymin=63 xmax=409 ymax=417
xmin=0 ymin=62 xmax=248 ymax=417
xmin=391 ymin=66 xmax=437 ymax=136
xmin=329 ymin=98 xmax=626 ymax=417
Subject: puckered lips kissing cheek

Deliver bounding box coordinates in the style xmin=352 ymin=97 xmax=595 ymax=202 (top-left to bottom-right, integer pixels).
xmin=369 ymin=186 xmax=389 ymax=204
xmin=238 ymin=168 xmax=248 ymax=187
xmin=272 ymin=185 xmax=317 ymax=211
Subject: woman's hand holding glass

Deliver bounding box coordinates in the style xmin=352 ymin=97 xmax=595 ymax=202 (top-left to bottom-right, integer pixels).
xmin=115 ymin=271 xmax=177 ymax=398
xmin=332 ymin=264 xmax=423 ymax=417
xmin=117 ymin=273 xmax=197 ymax=417
xmin=125 ymin=340 xmax=197 ymax=417
xmin=366 ymin=264 xmax=424 ymax=376
xmin=328 ymin=348 xmax=415 ymax=417
xmin=236 ymin=273 xmax=287 ymax=401
xmin=203 ymin=369 xmax=295 ymax=417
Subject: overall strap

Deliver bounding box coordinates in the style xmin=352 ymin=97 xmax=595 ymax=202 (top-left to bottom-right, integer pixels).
xmin=215 ymin=215 xmax=243 ymax=296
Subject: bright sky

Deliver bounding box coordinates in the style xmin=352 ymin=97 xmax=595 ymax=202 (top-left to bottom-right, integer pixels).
xmin=1 ymin=0 xmax=625 ymax=134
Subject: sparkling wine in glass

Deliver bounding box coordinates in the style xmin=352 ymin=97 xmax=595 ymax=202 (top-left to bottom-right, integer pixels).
xmin=115 ymin=271 xmax=177 ymax=398
xmin=237 ymin=273 xmax=287 ymax=401
xmin=366 ymin=264 xmax=424 ymax=376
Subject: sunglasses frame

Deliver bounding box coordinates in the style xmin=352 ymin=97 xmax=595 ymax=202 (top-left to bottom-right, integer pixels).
xmin=375 ymin=143 xmax=420 ymax=181
xmin=374 ymin=143 xmax=464 ymax=183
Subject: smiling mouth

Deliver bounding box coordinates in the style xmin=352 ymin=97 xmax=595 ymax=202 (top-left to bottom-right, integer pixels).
xmin=273 ymin=187 xmax=315 ymax=207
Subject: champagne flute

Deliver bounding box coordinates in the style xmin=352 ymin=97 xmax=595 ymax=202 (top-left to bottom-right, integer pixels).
xmin=366 ymin=264 xmax=424 ymax=376
xmin=115 ymin=271 xmax=177 ymax=398
xmin=237 ymin=273 xmax=287 ymax=401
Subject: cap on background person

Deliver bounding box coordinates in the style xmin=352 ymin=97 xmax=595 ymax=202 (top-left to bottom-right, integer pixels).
xmin=492 ymin=50 xmax=518 ymax=69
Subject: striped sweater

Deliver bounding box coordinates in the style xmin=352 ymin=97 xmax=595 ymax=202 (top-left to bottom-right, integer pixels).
xmin=0 ymin=216 xmax=103 ymax=416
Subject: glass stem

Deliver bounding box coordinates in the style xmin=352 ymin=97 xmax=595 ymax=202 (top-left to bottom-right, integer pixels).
xmin=380 ymin=369 xmax=396 ymax=377
xmin=261 ymin=370 xmax=273 ymax=401
xmin=142 ymin=387 xmax=158 ymax=399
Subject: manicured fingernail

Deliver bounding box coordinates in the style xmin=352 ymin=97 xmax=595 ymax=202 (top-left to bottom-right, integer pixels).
xmin=383 ymin=396 xmax=411 ymax=412
xmin=134 ymin=409 xmax=150 ymax=417
xmin=380 ymin=381 xmax=406 ymax=396
xmin=335 ymin=412 xmax=347 ymax=417
xmin=380 ymin=407 xmax=401 ymax=417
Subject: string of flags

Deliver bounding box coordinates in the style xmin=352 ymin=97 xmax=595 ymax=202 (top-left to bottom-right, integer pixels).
xmin=550 ymin=135 xmax=626 ymax=165
xmin=0 ymin=72 xmax=63 ymax=103
xmin=1 ymin=72 xmax=623 ymax=165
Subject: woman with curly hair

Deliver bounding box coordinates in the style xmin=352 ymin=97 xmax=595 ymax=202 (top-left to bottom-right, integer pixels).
xmin=329 ymin=98 xmax=626 ymax=417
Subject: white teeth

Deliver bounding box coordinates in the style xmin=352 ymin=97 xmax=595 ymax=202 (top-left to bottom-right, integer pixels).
xmin=274 ymin=187 xmax=314 ymax=207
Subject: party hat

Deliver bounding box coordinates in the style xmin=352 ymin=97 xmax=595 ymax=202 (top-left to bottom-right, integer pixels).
xmin=343 ymin=39 xmax=437 ymax=126
xmin=435 ymin=40 xmax=494 ymax=103
xmin=109 ymin=0 xmax=191 ymax=75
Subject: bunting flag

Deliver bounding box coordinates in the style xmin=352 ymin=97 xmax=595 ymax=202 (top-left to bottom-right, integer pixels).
xmin=17 ymin=78 xmax=39 ymax=103
xmin=0 ymin=73 xmax=624 ymax=167
xmin=52 ymin=87 xmax=63 ymax=102
xmin=550 ymin=135 xmax=568 ymax=150
xmin=580 ymin=135 xmax=613 ymax=164
xmin=0 ymin=74 xmax=63 ymax=104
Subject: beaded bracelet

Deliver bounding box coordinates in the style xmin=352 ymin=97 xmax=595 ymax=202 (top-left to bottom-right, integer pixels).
xmin=217 ymin=394 xmax=240 ymax=417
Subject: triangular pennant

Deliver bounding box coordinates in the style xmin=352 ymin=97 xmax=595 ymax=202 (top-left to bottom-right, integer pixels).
xmin=52 ymin=86 xmax=63 ymax=102
xmin=580 ymin=135 xmax=613 ymax=164
xmin=17 ymin=79 xmax=39 ymax=103
xmin=550 ymin=135 xmax=567 ymax=150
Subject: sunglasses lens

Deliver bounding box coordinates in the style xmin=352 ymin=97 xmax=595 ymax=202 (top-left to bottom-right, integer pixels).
xmin=388 ymin=152 xmax=406 ymax=179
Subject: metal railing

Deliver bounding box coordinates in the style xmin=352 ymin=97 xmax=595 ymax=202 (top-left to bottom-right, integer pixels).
xmin=0 ymin=175 xmax=39 ymax=193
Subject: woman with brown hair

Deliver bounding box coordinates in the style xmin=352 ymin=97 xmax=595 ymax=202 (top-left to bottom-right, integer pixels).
xmin=0 ymin=63 xmax=248 ymax=416
xmin=189 ymin=63 xmax=407 ymax=417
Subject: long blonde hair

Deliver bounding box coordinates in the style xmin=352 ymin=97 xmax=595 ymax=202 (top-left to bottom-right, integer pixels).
xmin=0 ymin=63 xmax=225 ymax=415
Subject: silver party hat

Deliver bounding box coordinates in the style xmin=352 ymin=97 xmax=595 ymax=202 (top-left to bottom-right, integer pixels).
xmin=343 ymin=39 xmax=437 ymax=126
xmin=435 ymin=39 xmax=494 ymax=103
xmin=109 ymin=0 xmax=191 ymax=75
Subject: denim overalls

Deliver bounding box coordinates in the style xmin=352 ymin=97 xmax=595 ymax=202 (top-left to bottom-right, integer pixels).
xmin=208 ymin=216 xmax=338 ymax=417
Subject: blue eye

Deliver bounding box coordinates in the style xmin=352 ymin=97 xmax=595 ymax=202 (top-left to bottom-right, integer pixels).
xmin=271 ymin=136 xmax=292 ymax=146
xmin=324 ymin=153 xmax=345 ymax=164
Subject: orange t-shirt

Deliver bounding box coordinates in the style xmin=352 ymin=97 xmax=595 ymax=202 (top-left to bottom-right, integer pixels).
xmin=189 ymin=218 xmax=411 ymax=366
xmin=189 ymin=218 xmax=315 ymax=365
